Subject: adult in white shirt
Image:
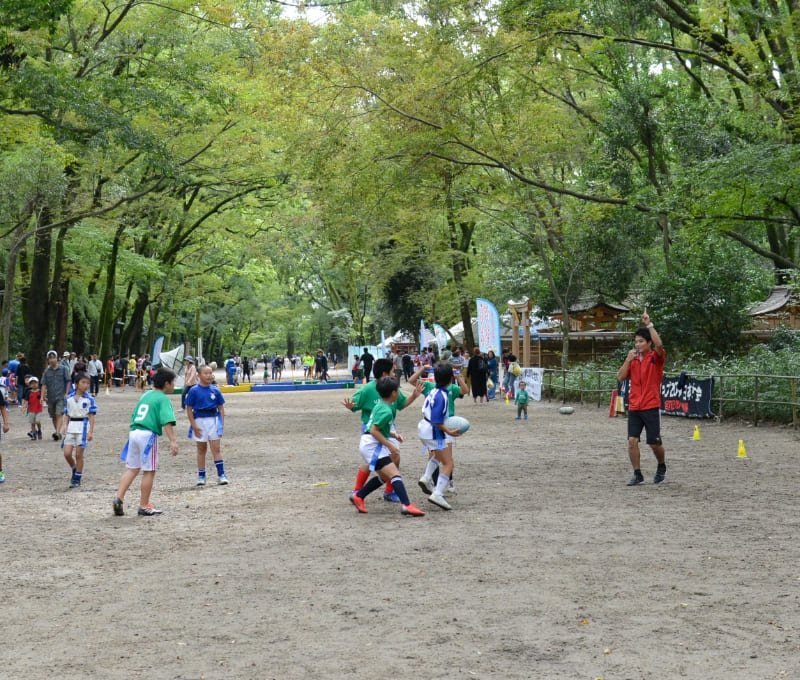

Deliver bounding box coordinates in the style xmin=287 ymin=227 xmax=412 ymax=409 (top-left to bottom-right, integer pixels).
xmin=87 ymin=353 xmax=104 ymax=396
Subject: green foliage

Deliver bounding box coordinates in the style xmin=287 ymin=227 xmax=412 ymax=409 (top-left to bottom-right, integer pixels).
xmin=0 ymin=0 xmax=73 ymax=33
xmin=641 ymin=237 xmax=771 ymax=356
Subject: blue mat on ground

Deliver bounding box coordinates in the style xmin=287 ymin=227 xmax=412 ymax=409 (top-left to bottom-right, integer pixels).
xmin=251 ymin=381 xmax=352 ymax=392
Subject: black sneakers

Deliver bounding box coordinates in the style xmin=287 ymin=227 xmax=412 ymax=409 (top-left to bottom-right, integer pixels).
xmin=626 ymin=472 xmax=645 ymax=486
xmin=654 ymin=464 xmax=667 ymax=484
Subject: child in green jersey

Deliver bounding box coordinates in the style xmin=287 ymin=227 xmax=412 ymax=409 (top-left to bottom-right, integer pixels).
xmin=113 ymin=367 xmax=179 ymax=517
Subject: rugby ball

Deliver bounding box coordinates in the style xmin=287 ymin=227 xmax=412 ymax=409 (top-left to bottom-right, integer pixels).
xmin=558 ymin=406 xmax=575 ymax=415
xmin=444 ymin=415 xmax=470 ymax=434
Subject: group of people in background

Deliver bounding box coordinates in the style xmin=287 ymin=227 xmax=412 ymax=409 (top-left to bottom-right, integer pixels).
xmin=384 ymin=345 xmax=505 ymax=405
xmin=104 ymin=353 xmax=153 ymax=391
xmin=219 ymin=352 xmax=340 ymax=385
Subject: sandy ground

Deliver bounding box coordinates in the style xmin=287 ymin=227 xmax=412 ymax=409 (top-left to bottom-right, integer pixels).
xmin=2 ymin=375 xmax=800 ymax=680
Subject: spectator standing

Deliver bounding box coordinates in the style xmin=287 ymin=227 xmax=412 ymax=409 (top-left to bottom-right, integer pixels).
xmin=87 ymin=354 xmax=103 ymax=396
xmin=181 ymin=356 xmax=199 ymax=410
xmin=41 ymin=351 xmax=70 ymax=440
xmin=360 ymin=347 xmax=375 ymax=382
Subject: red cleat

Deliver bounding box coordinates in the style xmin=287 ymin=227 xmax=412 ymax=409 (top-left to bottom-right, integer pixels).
xmin=350 ymin=492 xmax=367 ymax=513
xmin=401 ymin=503 xmax=425 ymax=517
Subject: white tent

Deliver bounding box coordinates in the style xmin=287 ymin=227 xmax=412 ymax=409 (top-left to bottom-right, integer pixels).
xmin=156 ymin=344 xmax=186 ymax=387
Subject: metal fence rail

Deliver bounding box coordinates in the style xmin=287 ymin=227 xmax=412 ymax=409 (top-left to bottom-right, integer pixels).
xmin=538 ymin=368 xmax=800 ymax=427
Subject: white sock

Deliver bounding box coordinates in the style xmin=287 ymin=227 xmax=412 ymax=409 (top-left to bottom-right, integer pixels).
xmin=434 ymin=474 xmax=450 ymax=496
xmin=424 ymin=458 xmax=439 ymax=480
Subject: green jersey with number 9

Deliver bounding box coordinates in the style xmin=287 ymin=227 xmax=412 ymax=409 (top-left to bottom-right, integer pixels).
xmin=130 ymin=389 xmax=176 ymax=436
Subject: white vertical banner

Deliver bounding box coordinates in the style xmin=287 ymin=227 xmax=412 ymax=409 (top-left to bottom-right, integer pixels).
xmin=378 ymin=330 xmax=386 ymax=358
xmin=420 ymin=319 xmax=432 ymax=348
xmin=433 ymin=323 xmax=448 ymax=349
xmin=476 ymin=298 xmax=501 ymax=353
xmin=516 ymin=367 xmax=544 ymax=401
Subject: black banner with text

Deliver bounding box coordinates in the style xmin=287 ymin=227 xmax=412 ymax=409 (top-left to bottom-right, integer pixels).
xmin=619 ymin=376 xmax=715 ymax=418
xmin=660 ymin=375 xmax=715 ymax=418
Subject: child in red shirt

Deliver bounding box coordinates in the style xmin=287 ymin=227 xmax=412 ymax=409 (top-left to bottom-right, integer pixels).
xmin=23 ymin=376 xmax=44 ymax=440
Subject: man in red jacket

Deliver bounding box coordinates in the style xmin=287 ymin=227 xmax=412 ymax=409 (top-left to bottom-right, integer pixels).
xmin=617 ymin=310 xmax=666 ymax=486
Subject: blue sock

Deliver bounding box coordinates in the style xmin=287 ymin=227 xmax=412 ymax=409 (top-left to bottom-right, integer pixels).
xmin=390 ymin=476 xmax=411 ymax=505
xmin=74 ymin=471 xmax=82 ymax=481
xmin=357 ymin=475 xmax=383 ymax=499
xmin=198 ymin=468 xmax=206 ymax=478
xmin=214 ymin=459 xmax=225 ymax=477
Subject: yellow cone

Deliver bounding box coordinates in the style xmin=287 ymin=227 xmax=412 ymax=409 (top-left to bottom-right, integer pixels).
xmin=505 ymin=393 xmax=510 ymax=405
xmin=737 ymin=440 xmax=747 ymax=458
xmin=693 ymin=425 xmax=701 ymax=440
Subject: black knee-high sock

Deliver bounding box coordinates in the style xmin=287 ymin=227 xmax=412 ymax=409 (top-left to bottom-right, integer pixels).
xmin=390 ymin=476 xmax=410 ymax=505
xmin=356 ymin=475 xmax=383 ymax=499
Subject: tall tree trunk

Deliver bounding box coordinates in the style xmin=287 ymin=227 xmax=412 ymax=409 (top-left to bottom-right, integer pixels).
xmin=51 ymin=227 xmax=69 ymax=352
xmin=97 ymin=224 xmax=125 ymax=359
xmin=121 ymin=287 xmax=149 ymax=357
xmin=146 ymin=303 xmax=160 ymax=358
xmin=0 ymin=221 xmax=29 ymax=361
xmin=87 ymin=266 xmax=102 ymax=350
xmin=71 ymin=304 xmax=86 ymax=355
xmin=444 ymin=173 xmax=477 ymax=349
xmin=26 ymin=208 xmax=53 ymax=378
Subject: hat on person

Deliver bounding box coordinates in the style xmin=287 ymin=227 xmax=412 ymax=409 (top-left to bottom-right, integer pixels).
xmin=28 ymin=376 xmax=38 ymax=384
xmin=62 ymin=351 xmax=70 ymax=357
xmin=47 ymin=350 xmax=58 ymax=359
xmin=185 ymin=356 xmax=195 ymax=363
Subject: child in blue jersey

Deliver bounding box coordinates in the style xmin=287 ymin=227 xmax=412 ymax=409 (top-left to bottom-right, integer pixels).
xmin=349 ymin=376 xmax=425 ymax=516
xmin=410 ymin=364 xmax=467 ymax=495
xmin=342 ymin=358 xmax=424 ymax=501
xmin=61 ymin=374 xmax=97 ymax=488
xmin=417 ymin=362 xmax=462 ymax=510
xmin=185 ymin=364 xmax=228 ymax=486
xmin=113 ymin=367 xmax=179 ymax=516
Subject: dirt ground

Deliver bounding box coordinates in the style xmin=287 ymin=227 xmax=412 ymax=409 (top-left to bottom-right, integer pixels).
xmin=3 ymin=374 xmax=800 ymax=680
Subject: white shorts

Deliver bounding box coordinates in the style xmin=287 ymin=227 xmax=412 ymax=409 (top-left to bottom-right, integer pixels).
xmin=27 ymin=412 xmax=42 ymax=425
xmin=191 ymin=416 xmax=221 ymax=443
xmin=123 ymin=429 xmax=159 ymax=472
xmin=63 ymin=432 xmax=84 ymax=448
xmin=358 ymin=434 xmax=399 ymax=470
xmin=417 ymin=420 xmax=454 ymax=451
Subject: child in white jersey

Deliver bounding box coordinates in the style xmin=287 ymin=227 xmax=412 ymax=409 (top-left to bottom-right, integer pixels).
xmin=61 ymin=374 xmax=97 ymax=488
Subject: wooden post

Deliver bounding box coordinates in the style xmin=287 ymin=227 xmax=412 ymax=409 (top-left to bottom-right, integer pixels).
xmin=509 ymin=304 xmax=520 ymax=360
xmin=522 ymin=299 xmax=532 ymax=367
xmin=508 ymin=298 xmax=532 ymax=366
xmin=753 ymin=375 xmax=759 ymax=427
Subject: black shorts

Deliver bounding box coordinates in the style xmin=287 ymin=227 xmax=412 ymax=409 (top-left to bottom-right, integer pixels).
xmin=627 ymin=408 xmax=662 ymax=445
xmin=374 ymin=456 xmax=392 ymax=471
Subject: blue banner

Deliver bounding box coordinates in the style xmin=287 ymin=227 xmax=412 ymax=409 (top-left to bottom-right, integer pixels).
xmin=152 ymin=336 xmax=165 ymax=365
xmin=476 ymin=298 xmax=501 ymax=353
